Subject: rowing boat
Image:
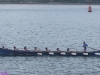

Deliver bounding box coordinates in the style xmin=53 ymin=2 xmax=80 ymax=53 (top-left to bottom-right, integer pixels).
xmin=0 ymin=48 xmax=100 ymax=56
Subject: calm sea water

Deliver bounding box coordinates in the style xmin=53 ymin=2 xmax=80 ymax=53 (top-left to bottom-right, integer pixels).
xmin=0 ymin=4 xmax=100 ymax=75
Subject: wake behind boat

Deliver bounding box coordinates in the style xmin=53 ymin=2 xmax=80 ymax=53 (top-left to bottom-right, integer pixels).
xmin=0 ymin=46 xmax=100 ymax=56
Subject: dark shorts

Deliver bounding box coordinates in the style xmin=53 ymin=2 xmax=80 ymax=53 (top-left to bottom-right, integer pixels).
xmin=84 ymin=47 xmax=86 ymax=50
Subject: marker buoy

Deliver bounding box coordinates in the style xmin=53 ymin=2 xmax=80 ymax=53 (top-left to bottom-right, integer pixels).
xmin=88 ymin=5 xmax=92 ymax=12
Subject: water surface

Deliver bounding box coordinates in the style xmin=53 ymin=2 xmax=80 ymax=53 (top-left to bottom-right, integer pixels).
xmin=0 ymin=4 xmax=100 ymax=75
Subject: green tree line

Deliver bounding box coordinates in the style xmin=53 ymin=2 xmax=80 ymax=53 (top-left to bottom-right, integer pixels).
xmin=0 ymin=0 xmax=100 ymax=3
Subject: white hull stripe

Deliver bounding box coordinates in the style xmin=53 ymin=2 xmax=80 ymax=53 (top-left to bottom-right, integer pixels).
xmin=60 ymin=52 xmax=66 ymax=55
xmin=83 ymin=53 xmax=88 ymax=55
xmin=37 ymin=53 xmax=42 ymax=55
xmin=95 ymin=53 xmax=100 ymax=55
xmin=49 ymin=52 xmax=54 ymax=55
xmin=71 ymin=53 xmax=77 ymax=55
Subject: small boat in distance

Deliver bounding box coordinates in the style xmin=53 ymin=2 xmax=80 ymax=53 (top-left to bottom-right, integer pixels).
xmin=88 ymin=5 xmax=92 ymax=12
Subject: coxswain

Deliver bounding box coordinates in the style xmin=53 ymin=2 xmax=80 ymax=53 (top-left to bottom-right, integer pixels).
xmin=83 ymin=42 xmax=88 ymax=52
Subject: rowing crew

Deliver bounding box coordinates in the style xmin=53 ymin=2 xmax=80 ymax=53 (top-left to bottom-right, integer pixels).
xmin=2 ymin=46 xmax=74 ymax=52
xmin=21 ymin=46 xmax=73 ymax=52
xmin=23 ymin=46 xmax=77 ymax=52
xmin=1 ymin=42 xmax=88 ymax=52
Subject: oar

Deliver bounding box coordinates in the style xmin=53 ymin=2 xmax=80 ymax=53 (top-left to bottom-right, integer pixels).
xmin=69 ymin=48 xmax=77 ymax=50
xmin=88 ymin=47 xmax=99 ymax=51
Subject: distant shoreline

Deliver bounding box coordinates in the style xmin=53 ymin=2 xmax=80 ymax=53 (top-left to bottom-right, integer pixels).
xmin=0 ymin=2 xmax=99 ymax=5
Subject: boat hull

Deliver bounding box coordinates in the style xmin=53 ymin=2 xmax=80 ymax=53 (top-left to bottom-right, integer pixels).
xmin=0 ymin=48 xmax=99 ymax=56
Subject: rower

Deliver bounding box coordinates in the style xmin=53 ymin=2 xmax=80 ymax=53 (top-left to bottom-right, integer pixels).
xmin=14 ymin=46 xmax=16 ymax=50
xmin=34 ymin=47 xmax=37 ymax=51
xmin=34 ymin=47 xmax=42 ymax=52
xmin=45 ymin=47 xmax=48 ymax=51
xmin=24 ymin=47 xmax=27 ymax=51
xmin=2 ymin=46 xmax=4 ymax=49
xmin=67 ymin=48 xmax=70 ymax=52
xmin=2 ymin=46 xmax=8 ymax=50
xmin=57 ymin=48 xmax=61 ymax=52
xmin=45 ymin=47 xmax=50 ymax=52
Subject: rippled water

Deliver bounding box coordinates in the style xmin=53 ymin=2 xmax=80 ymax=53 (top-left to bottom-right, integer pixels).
xmin=1 ymin=56 xmax=100 ymax=75
xmin=0 ymin=4 xmax=100 ymax=75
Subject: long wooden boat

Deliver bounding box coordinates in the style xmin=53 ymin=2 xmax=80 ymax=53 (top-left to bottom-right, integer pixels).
xmin=0 ymin=48 xmax=100 ymax=56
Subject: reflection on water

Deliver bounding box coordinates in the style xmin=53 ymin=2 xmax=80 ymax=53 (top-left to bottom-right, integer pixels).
xmin=0 ymin=5 xmax=100 ymax=75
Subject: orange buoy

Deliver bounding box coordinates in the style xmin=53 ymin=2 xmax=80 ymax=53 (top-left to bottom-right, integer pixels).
xmin=88 ymin=5 xmax=92 ymax=12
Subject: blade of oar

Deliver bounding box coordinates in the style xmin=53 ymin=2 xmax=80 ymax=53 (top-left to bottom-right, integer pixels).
xmin=88 ymin=47 xmax=99 ymax=51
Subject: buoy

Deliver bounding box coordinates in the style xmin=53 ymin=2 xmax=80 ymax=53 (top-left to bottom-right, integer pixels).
xmin=88 ymin=5 xmax=92 ymax=12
